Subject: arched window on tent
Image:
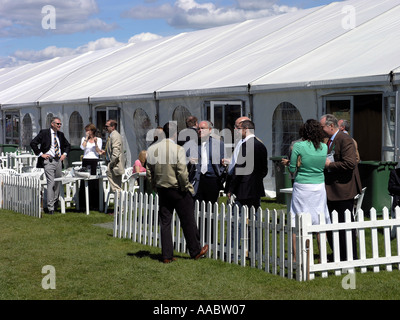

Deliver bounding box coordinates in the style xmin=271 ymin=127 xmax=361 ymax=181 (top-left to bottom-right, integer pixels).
xmin=272 ymin=102 xmax=303 ymax=157
xmin=22 ymin=113 xmax=33 ymax=151
xmin=133 ymin=108 xmax=152 ymax=154
xmin=69 ymin=111 xmax=84 ymax=146
xmin=46 ymin=113 xmax=54 ymax=129
xmin=172 ymin=106 xmax=191 ymax=133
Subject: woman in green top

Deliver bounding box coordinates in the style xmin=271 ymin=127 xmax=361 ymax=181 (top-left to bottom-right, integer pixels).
xmin=286 ymin=119 xmax=331 ymax=261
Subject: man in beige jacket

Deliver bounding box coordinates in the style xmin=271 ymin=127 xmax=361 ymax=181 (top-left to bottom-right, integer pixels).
xmin=103 ymin=119 xmax=126 ymax=192
xmin=147 ymin=121 xmax=208 ymax=263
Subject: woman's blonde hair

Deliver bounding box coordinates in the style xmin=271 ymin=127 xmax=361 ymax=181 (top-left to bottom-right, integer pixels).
xmin=138 ymin=150 xmax=147 ymax=163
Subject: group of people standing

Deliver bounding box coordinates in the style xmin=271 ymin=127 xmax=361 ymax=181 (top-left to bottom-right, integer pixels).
xmin=30 ymin=112 xmax=362 ymax=264
xmin=30 ymin=117 xmax=125 ymax=214
xmin=282 ymin=114 xmax=362 ymax=261
xmin=145 ymin=116 xmax=269 ymax=263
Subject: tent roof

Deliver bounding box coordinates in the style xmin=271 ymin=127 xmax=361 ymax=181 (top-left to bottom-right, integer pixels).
xmin=1 ymin=0 xmax=400 ymax=106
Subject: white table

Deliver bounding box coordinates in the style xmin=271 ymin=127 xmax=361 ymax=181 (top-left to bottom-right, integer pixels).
xmin=55 ymin=174 xmax=106 ymax=215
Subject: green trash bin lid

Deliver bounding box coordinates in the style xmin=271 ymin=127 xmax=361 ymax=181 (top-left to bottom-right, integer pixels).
xmin=270 ymin=156 xmax=287 ymax=161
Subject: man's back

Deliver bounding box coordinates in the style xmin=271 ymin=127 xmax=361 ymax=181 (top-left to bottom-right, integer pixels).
xmin=147 ymin=138 xmax=194 ymax=193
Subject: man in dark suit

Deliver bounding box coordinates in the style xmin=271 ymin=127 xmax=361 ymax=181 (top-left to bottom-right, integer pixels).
xmin=185 ymin=120 xmax=225 ymax=204
xmin=320 ymin=114 xmax=362 ymax=261
xmin=226 ymin=120 xmax=268 ymax=254
xmin=146 ymin=121 xmax=208 ymax=263
xmin=30 ymin=117 xmax=71 ymax=214
xmin=227 ymin=120 xmax=268 ymax=209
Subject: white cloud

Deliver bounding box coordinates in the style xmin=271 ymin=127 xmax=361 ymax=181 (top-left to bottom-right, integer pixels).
xmin=2 ymin=33 xmax=163 ymax=67
xmin=0 ymin=0 xmax=117 ymax=37
xmin=122 ymin=0 xmax=298 ymax=29
xmin=6 ymin=37 xmax=123 ymax=65
xmin=128 ymin=32 xmax=163 ymax=43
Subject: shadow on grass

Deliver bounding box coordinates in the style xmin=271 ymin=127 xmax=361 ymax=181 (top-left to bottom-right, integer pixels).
xmin=127 ymin=250 xmax=163 ymax=262
xmin=127 ymin=250 xmax=191 ymax=263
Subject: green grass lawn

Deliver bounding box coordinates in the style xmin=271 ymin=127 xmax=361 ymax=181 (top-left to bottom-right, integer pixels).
xmin=1 ymin=199 xmax=400 ymax=300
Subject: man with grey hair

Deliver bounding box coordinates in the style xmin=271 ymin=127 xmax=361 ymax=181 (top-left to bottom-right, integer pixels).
xmin=320 ymin=114 xmax=362 ymax=261
xmin=31 ymin=117 xmax=71 ymax=214
xmin=185 ymin=120 xmax=225 ymax=204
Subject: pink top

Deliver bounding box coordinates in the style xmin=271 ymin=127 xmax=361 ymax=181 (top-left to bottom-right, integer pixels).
xmin=134 ymin=159 xmax=146 ymax=173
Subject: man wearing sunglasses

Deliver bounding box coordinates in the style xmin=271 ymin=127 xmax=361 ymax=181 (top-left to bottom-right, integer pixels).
xmin=31 ymin=117 xmax=71 ymax=214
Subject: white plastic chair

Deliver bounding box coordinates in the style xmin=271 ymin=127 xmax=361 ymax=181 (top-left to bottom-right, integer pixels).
xmin=0 ymin=168 xmax=19 ymax=175
xmin=127 ymin=172 xmax=139 ymax=193
xmin=353 ymin=187 xmax=367 ymax=220
xmin=122 ymin=167 xmax=134 ymax=191
xmin=104 ymin=167 xmax=132 ymax=213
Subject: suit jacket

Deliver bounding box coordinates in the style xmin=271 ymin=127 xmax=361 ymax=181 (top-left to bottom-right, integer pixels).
xmin=146 ymin=138 xmax=194 ymax=194
xmin=30 ymin=129 xmax=71 ymax=168
xmin=325 ymin=131 xmax=362 ymax=201
xmin=106 ymin=130 xmax=126 ymax=176
xmin=185 ymin=136 xmax=225 ymax=194
xmin=229 ymin=136 xmax=268 ymax=201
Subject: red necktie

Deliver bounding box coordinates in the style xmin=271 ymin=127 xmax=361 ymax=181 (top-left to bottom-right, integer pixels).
xmin=327 ymin=139 xmax=332 ymax=149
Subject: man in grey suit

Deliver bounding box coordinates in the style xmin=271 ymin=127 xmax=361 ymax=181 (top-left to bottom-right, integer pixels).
xmin=147 ymin=121 xmax=208 ymax=263
xmin=30 ymin=117 xmax=71 ymax=214
xmin=102 ymin=119 xmax=126 ymax=192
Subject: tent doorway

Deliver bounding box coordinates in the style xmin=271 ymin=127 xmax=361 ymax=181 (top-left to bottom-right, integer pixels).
xmin=325 ymin=93 xmax=383 ymax=161
xmin=95 ymin=107 xmax=121 ymax=141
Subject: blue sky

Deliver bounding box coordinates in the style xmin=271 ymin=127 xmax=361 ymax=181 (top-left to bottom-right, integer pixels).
xmin=0 ymin=0 xmax=341 ymax=68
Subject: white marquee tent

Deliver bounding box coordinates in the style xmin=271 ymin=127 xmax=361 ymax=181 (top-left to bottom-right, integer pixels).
xmin=0 ymin=0 xmax=399 ymax=196
xmin=1 ymin=0 xmax=399 ymax=105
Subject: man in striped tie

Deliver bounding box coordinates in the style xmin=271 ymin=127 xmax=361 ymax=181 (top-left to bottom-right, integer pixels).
xmin=31 ymin=117 xmax=71 ymax=214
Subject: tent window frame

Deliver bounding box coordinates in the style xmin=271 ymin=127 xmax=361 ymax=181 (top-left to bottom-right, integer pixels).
xmin=272 ymin=102 xmax=303 ymax=157
xmin=4 ymin=111 xmax=20 ymax=146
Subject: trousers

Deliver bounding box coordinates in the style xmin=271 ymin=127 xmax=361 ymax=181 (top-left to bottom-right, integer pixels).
xmin=43 ymin=158 xmax=62 ymax=211
xmin=157 ymin=188 xmax=202 ymax=260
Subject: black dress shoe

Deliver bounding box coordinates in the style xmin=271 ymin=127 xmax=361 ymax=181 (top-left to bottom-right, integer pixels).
xmin=194 ymin=244 xmax=209 ymax=260
xmin=48 ymin=210 xmax=54 ymax=215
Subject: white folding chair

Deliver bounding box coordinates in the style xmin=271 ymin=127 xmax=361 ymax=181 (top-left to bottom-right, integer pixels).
xmin=353 ymin=187 xmax=367 ymax=221
xmin=122 ymin=167 xmax=134 ymax=191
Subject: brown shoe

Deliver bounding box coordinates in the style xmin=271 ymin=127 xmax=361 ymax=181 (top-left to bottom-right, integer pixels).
xmin=163 ymin=257 xmax=177 ymax=264
xmin=194 ymin=245 xmax=209 ymax=260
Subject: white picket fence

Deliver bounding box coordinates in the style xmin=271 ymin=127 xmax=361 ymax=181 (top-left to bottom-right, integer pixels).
xmin=113 ymin=190 xmax=400 ymax=281
xmin=0 ymin=175 xmax=42 ymax=218
xmin=300 ymin=207 xmax=400 ymax=280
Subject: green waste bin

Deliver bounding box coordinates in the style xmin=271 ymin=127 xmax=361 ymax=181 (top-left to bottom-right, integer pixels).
xmin=358 ymin=161 xmax=398 ymax=216
xmin=67 ymin=145 xmax=84 ymax=168
xmin=0 ymin=144 xmax=19 ymax=154
xmin=270 ymin=156 xmax=293 ymax=204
